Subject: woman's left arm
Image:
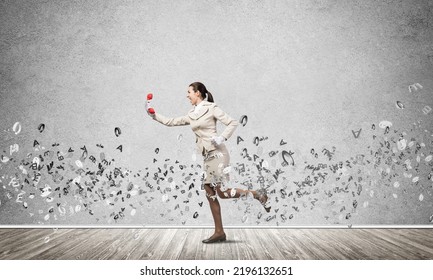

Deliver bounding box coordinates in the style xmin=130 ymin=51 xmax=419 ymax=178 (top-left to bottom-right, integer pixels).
xmin=213 ymin=105 xmax=239 ymax=140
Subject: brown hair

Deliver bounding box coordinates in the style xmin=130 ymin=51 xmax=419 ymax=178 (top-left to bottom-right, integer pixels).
xmin=189 ymin=82 xmax=214 ymax=103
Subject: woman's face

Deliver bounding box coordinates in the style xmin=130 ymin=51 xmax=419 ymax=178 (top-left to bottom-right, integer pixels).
xmin=187 ymin=86 xmax=202 ymax=105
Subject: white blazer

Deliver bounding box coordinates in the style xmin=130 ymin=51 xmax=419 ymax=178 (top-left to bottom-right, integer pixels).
xmin=152 ymin=101 xmax=238 ymax=155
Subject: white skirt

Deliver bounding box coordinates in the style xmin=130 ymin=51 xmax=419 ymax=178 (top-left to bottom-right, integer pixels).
xmin=202 ymin=144 xmax=230 ymax=185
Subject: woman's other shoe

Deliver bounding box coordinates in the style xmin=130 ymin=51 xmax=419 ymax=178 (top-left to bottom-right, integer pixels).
xmin=202 ymin=233 xmax=227 ymax=243
xmin=258 ymin=193 xmax=271 ymax=213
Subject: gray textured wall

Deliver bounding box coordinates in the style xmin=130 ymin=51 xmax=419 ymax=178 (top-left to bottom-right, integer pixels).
xmin=1 ymin=0 xmax=432 ymax=225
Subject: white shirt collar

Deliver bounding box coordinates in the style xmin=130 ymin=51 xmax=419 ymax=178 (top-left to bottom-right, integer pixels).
xmin=193 ymin=100 xmax=205 ymax=113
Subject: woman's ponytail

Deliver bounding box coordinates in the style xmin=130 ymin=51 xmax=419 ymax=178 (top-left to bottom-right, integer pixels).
xmin=206 ymin=91 xmax=214 ymax=103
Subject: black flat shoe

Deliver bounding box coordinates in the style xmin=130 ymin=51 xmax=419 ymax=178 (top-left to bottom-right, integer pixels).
xmin=202 ymin=234 xmax=227 ymax=243
xmin=258 ymin=193 xmax=271 ymax=213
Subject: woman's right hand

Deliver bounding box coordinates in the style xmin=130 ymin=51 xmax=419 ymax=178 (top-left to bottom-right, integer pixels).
xmin=146 ymin=93 xmax=156 ymax=116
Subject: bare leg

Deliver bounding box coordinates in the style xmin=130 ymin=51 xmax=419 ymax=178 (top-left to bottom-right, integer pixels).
xmin=203 ymin=184 xmax=225 ymax=239
xmin=215 ymin=186 xmax=253 ymax=199
xmin=215 ymin=184 xmax=271 ymax=212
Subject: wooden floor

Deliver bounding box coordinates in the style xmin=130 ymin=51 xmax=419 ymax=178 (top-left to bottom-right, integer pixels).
xmin=0 ymin=228 xmax=432 ymax=260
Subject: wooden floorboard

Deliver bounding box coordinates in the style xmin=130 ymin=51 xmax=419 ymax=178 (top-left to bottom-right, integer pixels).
xmin=0 ymin=228 xmax=432 ymax=260
xmin=195 ymin=229 xmax=215 ymax=260
xmin=177 ymin=228 xmax=201 ymax=260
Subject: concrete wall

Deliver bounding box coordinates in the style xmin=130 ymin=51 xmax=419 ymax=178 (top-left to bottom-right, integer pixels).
xmin=1 ymin=0 xmax=432 ymax=225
